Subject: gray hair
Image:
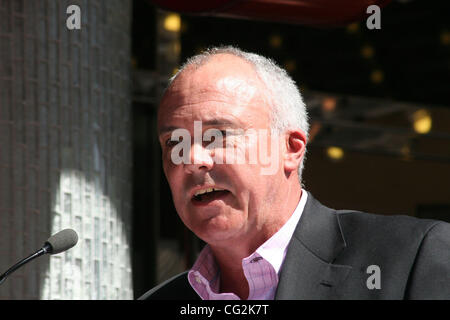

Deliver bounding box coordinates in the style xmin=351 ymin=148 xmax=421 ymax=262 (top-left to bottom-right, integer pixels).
xmin=166 ymin=46 xmax=309 ymax=185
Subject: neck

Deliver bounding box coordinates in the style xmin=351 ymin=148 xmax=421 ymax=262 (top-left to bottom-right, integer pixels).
xmin=218 ymin=254 xmax=249 ymax=298
xmin=209 ymin=184 xmax=303 ymax=299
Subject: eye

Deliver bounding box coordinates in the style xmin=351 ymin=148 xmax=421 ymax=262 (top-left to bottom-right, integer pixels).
xmin=165 ymin=138 xmax=179 ymax=148
xmin=215 ymin=129 xmax=232 ymax=139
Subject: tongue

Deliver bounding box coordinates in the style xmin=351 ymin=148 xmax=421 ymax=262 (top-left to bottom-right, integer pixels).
xmin=198 ymin=190 xmax=229 ymax=202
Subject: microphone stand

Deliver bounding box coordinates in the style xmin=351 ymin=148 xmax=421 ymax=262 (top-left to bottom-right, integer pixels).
xmin=0 ymin=243 xmax=52 ymax=286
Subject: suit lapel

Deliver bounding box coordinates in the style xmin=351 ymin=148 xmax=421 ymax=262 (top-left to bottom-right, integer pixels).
xmin=275 ymin=192 xmax=352 ymax=299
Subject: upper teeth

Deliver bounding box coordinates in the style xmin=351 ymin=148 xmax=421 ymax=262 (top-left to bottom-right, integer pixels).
xmin=194 ymin=187 xmax=224 ymax=197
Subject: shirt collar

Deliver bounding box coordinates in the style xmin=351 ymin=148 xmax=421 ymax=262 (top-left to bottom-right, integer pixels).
xmin=190 ymin=190 xmax=307 ymax=275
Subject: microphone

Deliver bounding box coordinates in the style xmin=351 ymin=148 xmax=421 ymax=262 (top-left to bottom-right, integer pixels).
xmin=0 ymin=229 xmax=78 ymax=285
xmin=45 ymin=228 xmax=78 ymax=254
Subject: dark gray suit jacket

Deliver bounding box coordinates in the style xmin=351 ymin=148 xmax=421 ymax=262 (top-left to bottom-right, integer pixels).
xmin=139 ymin=192 xmax=450 ymax=300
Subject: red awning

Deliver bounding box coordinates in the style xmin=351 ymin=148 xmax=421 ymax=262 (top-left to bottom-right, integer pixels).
xmin=149 ymin=0 xmax=391 ymax=27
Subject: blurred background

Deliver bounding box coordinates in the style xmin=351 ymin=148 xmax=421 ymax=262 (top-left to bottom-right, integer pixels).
xmin=0 ymin=0 xmax=449 ymax=299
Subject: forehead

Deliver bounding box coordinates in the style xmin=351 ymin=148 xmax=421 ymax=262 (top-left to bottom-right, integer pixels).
xmin=157 ymin=55 xmax=270 ymax=132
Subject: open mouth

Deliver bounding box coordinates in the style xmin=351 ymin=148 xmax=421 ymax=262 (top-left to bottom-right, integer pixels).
xmin=192 ymin=187 xmax=231 ymax=204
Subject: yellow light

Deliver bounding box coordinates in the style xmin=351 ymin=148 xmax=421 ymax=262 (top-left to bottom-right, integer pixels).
xmin=346 ymin=23 xmax=359 ymax=34
xmin=440 ymin=31 xmax=450 ymax=46
xmin=173 ymin=41 xmax=181 ymax=55
xmin=400 ymin=145 xmax=412 ymax=161
xmin=361 ymin=45 xmax=374 ymax=59
xmin=172 ymin=67 xmax=179 ymax=76
xmin=284 ymin=59 xmax=296 ymax=73
xmin=370 ymin=70 xmax=384 ymax=84
xmin=412 ymin=109 xmax=432 ymax=134
xmin=164 ymin=13 xmax=181 ymax=32
xmin=322 ymin=97 xmax=337 ymax=112
xmin=269 ymin=34 xmax=283 ymax=48
xmin=327 ymin=146 xmax=344 ymax=160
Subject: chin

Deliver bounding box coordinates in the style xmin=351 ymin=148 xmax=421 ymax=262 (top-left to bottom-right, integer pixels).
xmin=196 ymin=217 xmax=244 ymax=245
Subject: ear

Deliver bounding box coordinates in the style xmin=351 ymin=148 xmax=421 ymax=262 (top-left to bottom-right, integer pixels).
xmin=283 ymin=129 xmax=307 ymax=174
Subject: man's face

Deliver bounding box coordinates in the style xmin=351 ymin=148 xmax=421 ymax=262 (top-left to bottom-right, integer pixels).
xmin=157 ymin=55 xmax=286 ymax=247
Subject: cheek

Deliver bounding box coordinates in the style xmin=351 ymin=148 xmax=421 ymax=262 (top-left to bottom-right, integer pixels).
xmin=162 ymin=144 xmax=183 ymax=173
xmin=162 ymin=160 xmax=184 ymax=199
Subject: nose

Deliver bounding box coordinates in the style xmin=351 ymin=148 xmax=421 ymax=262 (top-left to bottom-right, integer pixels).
xmin=185 ymin=142 xmax=214 ymax=173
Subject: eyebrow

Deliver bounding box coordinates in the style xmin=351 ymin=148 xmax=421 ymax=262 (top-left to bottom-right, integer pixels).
xmin=158 ymin=119 xmax=241 ymax=136
xmin=158 ymin=125 xmax=179 ymax=136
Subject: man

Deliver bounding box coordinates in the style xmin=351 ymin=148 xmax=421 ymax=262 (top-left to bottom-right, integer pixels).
xmin=140 ymin=46 xmax=450 ymax=300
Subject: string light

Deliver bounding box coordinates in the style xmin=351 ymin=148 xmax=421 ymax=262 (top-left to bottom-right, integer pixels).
xmin=400 ymin=145 xmax=412 ymax=161
xmin=284 ymin=59 xmax=296 ymax=73
xmin=440 ymin=30 xmax=450 ymax=46
xmin=370 ymin=70 xmax=384 ymax=84
xmin=164 ymin=13 xmax=181 ymax=32
xmin=346 ymin=23 xmax=359 ymax=34
xmin=361 ymin=45 xmax=374 ymax=59
xmin=322 ymin=97 xmax=337 ymax=112
xmin=173 ymin=41 xmax=181 ymax=55
xmin=269 ymin=34 xmax=283 ymax=48
xmin=412 ymin=109 xmax=432 ymax=134
xmin=327 ymin=146 xmax=344 ymax=160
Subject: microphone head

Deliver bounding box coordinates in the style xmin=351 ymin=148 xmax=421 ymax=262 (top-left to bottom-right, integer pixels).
xmin=45 ymin=229 xmax=78 ymax=254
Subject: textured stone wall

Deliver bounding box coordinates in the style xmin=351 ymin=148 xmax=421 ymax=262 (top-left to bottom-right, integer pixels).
xmin=0 ymin=0 xmax=132 ymax=299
